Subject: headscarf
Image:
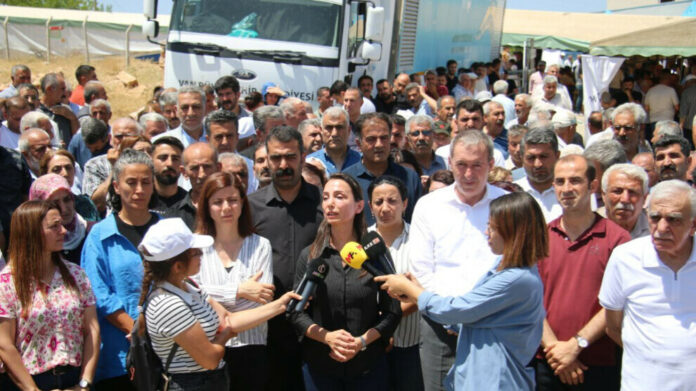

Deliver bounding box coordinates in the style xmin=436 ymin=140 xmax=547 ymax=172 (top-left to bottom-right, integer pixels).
xmin=28 ymin=174 xmax=87 ymax=250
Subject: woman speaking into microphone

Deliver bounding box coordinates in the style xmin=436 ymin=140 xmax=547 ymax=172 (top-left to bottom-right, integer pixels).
xmin=375 ymin=192 xmax=548 ymax=391
xmin=288 ymin=173 xmax=401 ymax=390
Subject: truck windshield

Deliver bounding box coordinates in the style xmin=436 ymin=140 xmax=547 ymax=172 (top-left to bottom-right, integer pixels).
xmin=170 ymin=0 xmax=342 ymax=48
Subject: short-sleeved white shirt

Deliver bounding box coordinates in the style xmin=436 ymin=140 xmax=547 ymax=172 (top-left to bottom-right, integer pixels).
xmin=599 ymin=236 xmax=696 ymax=390
xmin=644 ymin=84 xmax=679 ymax=122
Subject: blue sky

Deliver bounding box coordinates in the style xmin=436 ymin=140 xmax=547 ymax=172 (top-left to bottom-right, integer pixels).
xmin=104 ymin=0 xmax=607 ymax=15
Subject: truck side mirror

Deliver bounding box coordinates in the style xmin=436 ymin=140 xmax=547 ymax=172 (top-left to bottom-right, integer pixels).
xmin=365 ymin=6 xmax=384 ymax=42
xmin=361 ymin=41 xmax=381 ymax=61
xmin=143 ymin=0 xmax=158 ymax=19
xmin=143 ymin=20 xmax=159 ymax=38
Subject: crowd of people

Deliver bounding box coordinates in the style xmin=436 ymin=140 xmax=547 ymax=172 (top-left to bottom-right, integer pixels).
xmin=0 ymin=53 xmax=694 ymax=391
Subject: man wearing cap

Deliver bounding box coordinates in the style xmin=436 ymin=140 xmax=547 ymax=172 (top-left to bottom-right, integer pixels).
xmin=552 ymin=109 xmax=583 ymax=152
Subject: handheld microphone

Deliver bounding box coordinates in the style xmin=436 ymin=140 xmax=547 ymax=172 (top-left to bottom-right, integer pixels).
xmin=286 ymin=258 xmax=330 ymax=313
xmin=360 ymin=231 xmax=396 ymax=274
xmin=339 ymin=242 xmax=385 ymax=277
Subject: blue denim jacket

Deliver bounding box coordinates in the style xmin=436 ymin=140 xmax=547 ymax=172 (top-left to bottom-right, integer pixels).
xmin=81 ymin=213 xmax=159 ymax=381
xmin=418 ymin=260 xmax=544 ymax=391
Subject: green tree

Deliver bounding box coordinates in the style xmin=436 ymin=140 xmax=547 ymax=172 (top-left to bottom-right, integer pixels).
xmin=1 ymin=0 xmax=112 ymax=11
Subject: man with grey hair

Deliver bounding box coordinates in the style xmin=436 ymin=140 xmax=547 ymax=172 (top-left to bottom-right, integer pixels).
xmin=139 ymin=112 xmax=168 ymax=140
xmin=78 ymin=117 xmax=110 ymax=163
xmin=280 ymin=97 xmax=308 ymax=129
xmin=238 ymin=105 xmax=286 ymax=159
xmin=551 ymin=109 xmax=582 ymax=151
xmin=584 ymin=139 xmax=627 ymax=209
xmin=506 ymin=93 xmax=532 ymax=128
xmin=82 ymin=117 xmax=141 ymax=212
xmin=601 ymin=163 xmax=650 ymax=238
xmin=483 ymin=100 xmax=508 ymax=158
xmin=515 ymin=126 xmax=562 ymax=222
xmin=76 ymin=80 xmax=108 ymax=120
xmin=298 ymin=118 xmax=323 ymax=154
xmin=405 ymin=82 xmax=434 ymax=117
xmin=611 ymin=102 xmax=650 ymax=161
xmin=599 ymin=179 xmax=696 ymax=390
xmin=586 ymin=108 xmax=619 ymax=147
xmin=411 ymin=129 xmax=506 ymax=391
xmin=535 ymin=75 xmax=572 ymax=111
xmin=632 ymin=152 xmax=659 ymax=187
xmin=158 ymin=90 xmax=180 ymax=129
xmin=651 ymin=120 xmax=682 ymax=144
xmin=69 ymin=99 xmax=112 ymax=167
xmin=18 ymin=128 xmax=51 ymax=177
xmin=406 ymin=114 xmax=446 ymax=176
xmin=0 ymin=64 xmax=31 ymax=98
xmin=219 ymin=152 xmax=250 ymax=191
xmin=39 ymin=72 xmax=78 ymax=146
xmin=0 ymin=96 xmax=30 ymax=150
xmin=491 ymin=79 xmax=515 ymax=122
xmin=451 ymin=72 xmax=475 ymax=102
xmin=307 ymin=106 xmax=361 ymax=174
xmin=506 ymin=124 xmax=528 ymax=179
xmin=153 ymin=86 xmax=207 ymax=148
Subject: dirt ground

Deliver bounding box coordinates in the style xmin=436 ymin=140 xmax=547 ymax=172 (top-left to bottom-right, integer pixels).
xmin=0 ymin=55 xmax=164 ymax=119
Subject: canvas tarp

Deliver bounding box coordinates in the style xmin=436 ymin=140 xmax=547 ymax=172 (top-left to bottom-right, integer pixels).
xmin=0 ymin=5 xmax=170 ymax=59
xmin=502 ymin=9 xmax=686 ymax=52
xmin=589 ymin=18 xmax=696 ymax=57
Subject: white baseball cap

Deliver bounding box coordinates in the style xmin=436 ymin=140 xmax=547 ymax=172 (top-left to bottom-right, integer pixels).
xmin=138 ymin=218 xmax=213 ymax=262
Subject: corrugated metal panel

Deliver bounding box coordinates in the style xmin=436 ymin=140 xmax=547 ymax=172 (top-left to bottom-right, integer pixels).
xmin=397 ymin=0 xmax=419 ymax=72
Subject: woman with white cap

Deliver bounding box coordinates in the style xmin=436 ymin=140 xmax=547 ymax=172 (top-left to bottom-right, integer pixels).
xmin=137 ymin=217 xmax=299 ymax=391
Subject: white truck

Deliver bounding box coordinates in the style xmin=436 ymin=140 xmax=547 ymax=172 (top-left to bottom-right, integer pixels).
xmin=143 ymin=0 xmax=506 ymax=101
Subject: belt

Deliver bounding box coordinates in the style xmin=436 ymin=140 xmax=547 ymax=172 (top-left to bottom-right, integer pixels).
xmin=48 ymin=365 xmax=79 ymax=375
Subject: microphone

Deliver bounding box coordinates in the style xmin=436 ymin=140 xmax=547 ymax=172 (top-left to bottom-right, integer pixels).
xmin=360 ymin=231 xmax=396 ymax=274
xmin=339 ymin=242 xmax=385 ymax=277
xmin=286 ymin=258 xmax=330 ymax=314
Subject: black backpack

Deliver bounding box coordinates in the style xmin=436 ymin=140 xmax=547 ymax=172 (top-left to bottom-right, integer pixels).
xmin=126 ymin=286 xmax=191 ymax=391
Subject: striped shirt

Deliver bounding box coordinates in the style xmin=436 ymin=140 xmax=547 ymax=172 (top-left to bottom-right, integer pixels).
xmin=191 ymin=234 xmax=273 ymax=347
xmin=368 ymin=223 xmax=420 ymax=347
xmin=145 ymin=281 xmax=223 ymax=374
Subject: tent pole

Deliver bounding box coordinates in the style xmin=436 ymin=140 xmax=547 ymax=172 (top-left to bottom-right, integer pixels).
xmin=125 ymin=24 xmax=133 ymax=68
xmin=83 ymin=16 xmax=90 ymax=63
xmin=3 ymin=17 xmax=9 ymax=60
xmin=45 ymin=17 xmax=52 ymax=63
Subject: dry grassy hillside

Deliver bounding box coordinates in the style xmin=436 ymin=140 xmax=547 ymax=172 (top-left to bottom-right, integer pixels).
xmin=0 ymin=56 xmax=164 ymax=119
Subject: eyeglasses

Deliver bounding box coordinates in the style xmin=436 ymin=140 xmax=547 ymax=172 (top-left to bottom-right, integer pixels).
xmin=614 ymin=125 xmax=635 ymax=132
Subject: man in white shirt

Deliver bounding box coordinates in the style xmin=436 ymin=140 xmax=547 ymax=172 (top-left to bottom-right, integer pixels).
xmin=599 ymin=179 xmax=696 ymax=390
xmin=506 ymin=93 xmax=532 ymax=129
xmin=411 ymin=130 xmax=506 ymax=391
xmin=491 ymin=80 xmax=515 ymax=123
xmin=451 ymin=72 xmax=475 ymax=102
xmin=153 ymin=86 xmax=208 ymax=148
xmin=0 ymin=96 xmax=31 ymax=149
xmin=644 ymin=70 xmax=679 ymax=140
xmin=514 ymin=126 xmax=562 ymax=222
xmin=534 ymin=76 xmax=572 ymax=111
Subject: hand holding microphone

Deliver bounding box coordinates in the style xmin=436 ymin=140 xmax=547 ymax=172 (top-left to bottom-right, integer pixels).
xmin=286 ymin=258 xmax=330 ymax=314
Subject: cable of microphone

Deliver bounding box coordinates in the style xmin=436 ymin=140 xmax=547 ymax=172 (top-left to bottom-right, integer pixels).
xmin=286 ymin=258 xmax=330 ymax=314
xmin=361 ymin=231 xmax=396 ymax=274
xmin=339 ymin=241 xmax=385 ymax=277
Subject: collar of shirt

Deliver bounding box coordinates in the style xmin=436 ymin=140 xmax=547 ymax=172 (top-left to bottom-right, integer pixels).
xmin=352 ymin=157 xmax=400 ymax=179
xmin=261 ymin=179 xmax=320 ymax=206
xmin=156 ymin=280 xmax=200 ymax=306
xmin=367 ymin=223 xmax=410 ymax=250
xmin=631 ymin=211 xmax=651 ymax=239
xmin=445 ymin=183 xmax=507 ymax=208
xmin=515 ymin=176 xmax=555 ymax=198
xmin=99 ymin=212 xmax=160 ymax=240
xmin=171 ymin=125 xmax=208 ymax=146
xmin=548 ymin=213 xmax=606 ymax=245
xmin=313 ymin=147 xmax=361 ymax=172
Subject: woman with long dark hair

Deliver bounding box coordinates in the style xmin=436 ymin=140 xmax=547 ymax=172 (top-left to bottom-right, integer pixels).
xmin=81 ymin=149 xmax=158 ymax=389
xmin=376 ymin=192 xmax=548 ymax=390
xmin=192 ymin=172 xmax=275 ymax=389
xmin=289 ymin=173 xmax=401 ymax=390
xmin=0 ymin=201 xmax=99 ymax=391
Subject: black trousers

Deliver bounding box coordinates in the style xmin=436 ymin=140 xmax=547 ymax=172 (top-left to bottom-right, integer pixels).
xmin=533 ymin=358 xmax=619 ymax=391
xmin=225 ymin=345 xmax=269 ymax=390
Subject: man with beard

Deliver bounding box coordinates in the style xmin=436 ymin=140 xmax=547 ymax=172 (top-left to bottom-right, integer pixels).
xmin=205 ymin=109 xmax=258 ymax=193
xmin=253 ymin=144 xmax=272 ymax=188
xmin=314 ymin=87 xmax=332 ymax=118
xmin=248 ymin=126 xmax=323 ymax=391
xmin=601 ymin=163 xmax=651 ymax=239
xmin=375 ymin=79 xmax=397 ymax=114
xmin=344 ymin=112 xmax=422 ymax=225
xmin=18 ymin=128 xmax=51 ymax=178
xmin=611 ymin=103 xmax=650 ymax=161
xmin=307 ymin=106 xmax=361 ymax=174
xmin=654 ymin=135 xmax=692 ymax=183
xmin=298 ymin=118 xmax=323 ymax=154
xmin=214 ymin=75 xmax=250 ymax=119
xmin=535 ymin=155 xmax=630 ymax=390
xmin=483 ymin=101 xmax=508 ymax=158
xmin=515 ymin=127 xmax=562 ymax=222
xmin=507 ymin=94 xmax=532 ymax=128
xmin=153 ymin=86 xmax=208 ymax=149
xmin=182 ymin=142 xmax=219 ymax=208
xmin=407 ymin=114 xmax=446 ymax=177
xmin=149 ymin=136 xmax=196 ymax=229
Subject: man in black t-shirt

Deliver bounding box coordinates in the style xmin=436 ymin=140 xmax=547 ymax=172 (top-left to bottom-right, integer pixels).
xmin=149 ymin=136 xmax=196 ymax=228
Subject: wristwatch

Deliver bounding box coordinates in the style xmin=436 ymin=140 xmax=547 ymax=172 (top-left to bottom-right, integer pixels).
xmin=359 ymin=336 xmax=368 ymax=351
xmin=575 ymin=335 xmax=589 ymax=349
xmin=78 ymin=378 xmax=91 ymax=390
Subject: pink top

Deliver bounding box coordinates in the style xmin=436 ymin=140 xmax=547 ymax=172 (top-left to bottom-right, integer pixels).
xmin=0 ymin=261 xmax=96 ymax=374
